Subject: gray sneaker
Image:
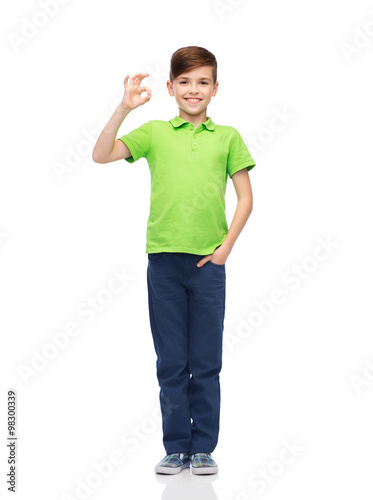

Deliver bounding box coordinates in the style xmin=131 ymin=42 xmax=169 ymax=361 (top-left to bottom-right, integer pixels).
xmin=155 ymin=453 xmax=191 ymax=474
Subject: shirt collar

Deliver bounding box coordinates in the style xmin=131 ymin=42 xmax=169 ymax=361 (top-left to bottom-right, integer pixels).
xmin=169 ymin=115 xmax=216 ymax=131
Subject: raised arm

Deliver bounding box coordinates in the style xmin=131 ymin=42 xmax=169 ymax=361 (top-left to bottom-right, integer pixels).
xmin=92 ymin=73 xmax=152 ymax=164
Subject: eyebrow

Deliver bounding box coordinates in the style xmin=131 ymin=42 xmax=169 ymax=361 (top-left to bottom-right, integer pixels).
xmin=176 ymin=76 xmax=212 ymax=81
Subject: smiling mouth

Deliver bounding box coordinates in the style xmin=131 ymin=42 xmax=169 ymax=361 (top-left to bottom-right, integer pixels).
xmin=185 ymin=98 xmax=202 ymax=103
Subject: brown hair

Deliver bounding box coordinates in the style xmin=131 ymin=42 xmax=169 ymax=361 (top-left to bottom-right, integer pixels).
xmin=169 ymin=46 xmax=217 ymax=85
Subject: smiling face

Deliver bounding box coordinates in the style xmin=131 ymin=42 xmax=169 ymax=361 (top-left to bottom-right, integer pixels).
xmin=167 ymin=65 xmax=219 ymax=121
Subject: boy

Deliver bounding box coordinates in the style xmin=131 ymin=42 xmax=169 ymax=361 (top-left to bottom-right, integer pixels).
xmin=92 ymin=46 xmax=255 ymax=475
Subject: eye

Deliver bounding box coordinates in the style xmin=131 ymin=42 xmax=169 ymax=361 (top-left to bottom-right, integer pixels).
xmin=201 ymin=82 xmax=208 ymax=85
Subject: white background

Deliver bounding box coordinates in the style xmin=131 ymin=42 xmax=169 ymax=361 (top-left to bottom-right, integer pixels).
xmin=1 ymin=0 xmax=373 ymax=498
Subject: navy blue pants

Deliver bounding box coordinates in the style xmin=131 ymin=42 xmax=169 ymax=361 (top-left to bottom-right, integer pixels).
xmin=147 ymin=251 xmax=226 ymax=455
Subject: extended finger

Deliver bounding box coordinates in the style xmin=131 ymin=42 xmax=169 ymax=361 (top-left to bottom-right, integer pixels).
xmin=129 ymin=73 xmax=142 ymax=86
xmin=134 ymin=73 xmax=150 ymax=85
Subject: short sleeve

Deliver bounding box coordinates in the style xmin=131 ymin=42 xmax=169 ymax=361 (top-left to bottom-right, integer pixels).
xmin=227 ymin=129 xmax=256 ymax=178
xmin=117 ymin=121 xmax=152 ymax=163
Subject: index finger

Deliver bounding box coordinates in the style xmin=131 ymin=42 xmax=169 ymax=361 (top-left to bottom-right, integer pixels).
xmin=133 ymin=73 xmax=150 ymax=85
xmin=128 ymin=73 xmax=142 ymax=85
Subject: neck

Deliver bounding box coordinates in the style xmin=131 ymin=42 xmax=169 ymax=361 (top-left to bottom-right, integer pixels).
xmin=179 ymin=109 xmax=208 ymax=129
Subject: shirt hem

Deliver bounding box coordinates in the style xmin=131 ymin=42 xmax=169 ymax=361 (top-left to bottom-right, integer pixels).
xmin=119 ymin=137 xmax=138 ymax=162
xmin=229 ymin=160 xmax=256 ymax=178
xmin=146 ymin=243 xmax=225 ymax=255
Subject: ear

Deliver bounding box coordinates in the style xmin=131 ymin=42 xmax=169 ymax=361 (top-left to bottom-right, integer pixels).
xmin=212 ymin=81 xmax=219 ymax=97
xmin=166 ymin=80 xmax=174 ymax=96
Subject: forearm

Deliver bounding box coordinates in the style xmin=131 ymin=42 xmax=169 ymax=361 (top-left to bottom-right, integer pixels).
xmin=221 ymin=199 xmax=253 ymax=255
xmin=92 ymin=105 xmax=131 ymax=162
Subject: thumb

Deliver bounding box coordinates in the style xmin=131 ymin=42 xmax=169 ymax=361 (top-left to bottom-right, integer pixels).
xmin=141 ymin=90 xmax=152 ymax=104
xmin=196 ymin=257 xmax=208 ymax=267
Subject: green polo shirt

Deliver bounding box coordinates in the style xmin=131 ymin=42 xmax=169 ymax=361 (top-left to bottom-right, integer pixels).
xmin=118 ymin=115 xmax=255 ymax=254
